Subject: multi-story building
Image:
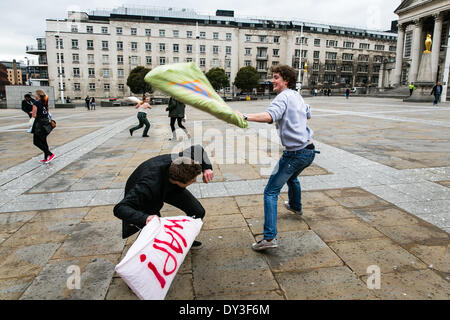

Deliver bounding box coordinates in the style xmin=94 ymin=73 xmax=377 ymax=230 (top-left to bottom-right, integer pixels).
xmin=25 ymin=37 xmax=49 ymax=86
xmin=37 ymin=6 xmax=397 ymax=100
xmin=0 ymin=60 xmax=28 ymax=85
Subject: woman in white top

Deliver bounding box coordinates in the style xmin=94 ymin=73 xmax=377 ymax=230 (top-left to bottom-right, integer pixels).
xmin=129 ymin=97 xmax=152 ymax=137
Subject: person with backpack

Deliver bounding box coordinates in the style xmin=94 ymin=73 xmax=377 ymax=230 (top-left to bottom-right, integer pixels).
xmin=31 ymin=89 xmax=55 ymax=163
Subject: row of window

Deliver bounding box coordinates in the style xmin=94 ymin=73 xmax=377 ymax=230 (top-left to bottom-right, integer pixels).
xmin=72 ymin=25 xmax=233 ymax=40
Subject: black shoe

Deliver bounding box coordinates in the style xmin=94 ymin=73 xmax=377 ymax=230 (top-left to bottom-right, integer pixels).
xmin=129 ymin=129 xmax=133 ymax=136
xmin=142 ymin=135 xmax=149 ymax=137
xmin=191 ymin=240 xmax=203 ymax=250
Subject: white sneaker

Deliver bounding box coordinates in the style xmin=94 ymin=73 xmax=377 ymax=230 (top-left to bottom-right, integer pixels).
xmin=252 ymin=239 xmax=278 ymax=251
xmin=284 ymin=201 xmax=303 ymax=215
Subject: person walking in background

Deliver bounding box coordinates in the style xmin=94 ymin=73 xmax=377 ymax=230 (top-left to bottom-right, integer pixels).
xmin=166 ymin=97 xmax=191 ymax=141
xmin=129 ymin=96 xmax=152 ymax=137
xmin=431 ymin=81 xmax=443 ymax=106
xmin=345 ymin=88 xmax=350 ymax=99
xmin=409 ymin=82 xmax=415 ymax=96
xmin=90 ymin=97 xmax=96 ymax=110
xmin=21 ymin=93 xmax=34 ymax=119
xmin=31 ymin=89 xmax=55 ymax=163
xmin=235 ymin=64 xmax=318 ymax=251
xmin=85 ymin=96 xmax=90 ymax=110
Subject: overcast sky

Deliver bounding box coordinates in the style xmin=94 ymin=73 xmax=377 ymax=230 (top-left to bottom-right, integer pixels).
xmin=1 ymin=0 xmax=401 ymax=63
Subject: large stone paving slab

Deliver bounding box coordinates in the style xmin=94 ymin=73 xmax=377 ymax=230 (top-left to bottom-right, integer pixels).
xmin=260 ymin=230 xmax=344 ymax=273
xmin=275 ymin=266 xmax=377 ymax=300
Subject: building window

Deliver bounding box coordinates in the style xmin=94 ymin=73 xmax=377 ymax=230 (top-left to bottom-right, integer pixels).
xmin=117 ymin=55 xmax=123 ymax=65
xmin=160 ymin=57 xmax=166 ymax=65
xmin=225 ymin=59 xmax=231 ymax=68
xmin=102 ymin=41 xmax=108 ymax=50
xmin=173 ymin=30 xmax=179 ymax=37
xmin=359 ymin=43 xmax=370 ymax=50
xmin=374 ymin=55 xmax=382 ymax=63
xmin=200 ymin=58 xmax=205 ymax=67
xmin=186 ymin=44 xmax=193 ymax=53
xmin=246 ymin=35 xmax=251 ymax=42
xmin=118 ymin=69 xmax=124 ymax=78
xmin=116 ymin=27 xmax=122 ymax=35
xmin=186 ymin=57 xmax=193 ymax=62
xmin=226 ymin=72 xmax=230 ymax=79
xmin=131 ymin=28 xmax=137 ymax=36
xmin=272 ymin=61 xmax=279 ymax=66
xmin=73 ymin=68 xmax=80 ymax=77
xmin=88 ymin=68 xmax=95 ymax=77
xmin=273 ymin=49 xmax=279 ymax=57
xmin=159 ymin=29 xmax=165 ymax=37
xmin=404 ymin=31 xmax=412 ymax=57
xmin=325 ymin=52 xmax=337 ymax=60
xmin=295 ymin=49 xmax=307 ymax=58
xmin=130 ymin=56 xmax=138 ymax=65
xmin=296 ymin=37 xmax=308 ymax=45
xmin=118 ymin=83 xmax=124 ymax=91
xmin=89 ymin=83 xmax=95 ymax=90
xmin=245 ymin=48 xmax=251 ymax=55
xmin=173 ymin=43 xmax=179 ymax=53
xmin=160 ymin=43 xmax=165 ymax=52
xmin=104 ymin=83 xmax=110 ymax=91
xmin=117 ymin=41 xmax=123 ymax=51
xmin=86 ymin=26 xmax=93 ymax=33
xmin=199 ymin=45 xmax=205 ymax=54
xmin=357 ymin=65 xmax=369 ymax=72
xmin=74 ymin=83 xmax=80 ymax=91
xmin=145 ymin=43 xmax=152 ymax=51
xmin=342 ymin=64 xmax=352 ymax=72
xmin=200 ymin=31 xmax=206 ymax=39
xmin=173 ymin=57 xmax=179 ymax=63
xmin=212 ymin=58 xmax=219 ymax=67
xmin=88 ymin=54 xmax=94 ymax=64
xmin=313 ymin=51 xmax=320 ymax=59
xmin=342 ymin=53 xmax=353 ymax=61
xmin=343 ymin=41 xmax=354 ymax=48
xmin=103 ymin=69 xmax=110 ymax=78
xmin=325 ymin=64 xmax=336 ymax=71
xmin=375 ymin=44 xmax=385 ymax=51
xmin=389 ymin=45 xmax=396 ymax=52
xmin=101 ymin=27 xmax=108 ymax=34
xmin=226 ymin=46 xmax=231 ymax=55
xmin=102 ymin=54 xmax=109 ymax=64
xmin=146 ymin=56 xmax=152 ymax=65
xmin=314 ymin=39 xmax=321 ymax=46
xmin=131 ymin=42 xmax=137 ymax=51
xmin=145 ymin=29 xmax=151 ymax=36
xmin=313 ymin=63 xmax=319 ymax=71
xmin=226 ymin=33 xmax=232 ymax=41
xmin=213 ymin=46 xmax=219 ymax=54
xmin=326 ymin=40 xmax=337 ymax=47
xmin=56 ymin=53 xmax=64 ymax=63
xmin=71 ymin=39 xmax=79 ymax=49
xmin=358 ymin=54 xmax=369 ymax=62
xmin=72 ymin=53 xmax=79 ymax=63
xmin=187 ymin=31 xmax=193 ymax=38
xmin=274 ymin=36 xmax=280 ymax=43
xmin=259 ymin=35 xmax=267 ymax=43
xmin=56 ymin=38 xmax=63 ymax=49
xmin=71 ymin=25 xmax=78 ymax=33
xmin=213 ymin=32 xmax=219 ymax=40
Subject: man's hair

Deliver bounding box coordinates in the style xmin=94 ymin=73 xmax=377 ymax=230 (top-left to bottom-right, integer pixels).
xmin=24 ymin=93 xmax=31 ymax=99
xmin=270 ymin=64 xmax=298 ymax=89
xmin=169 ymin=157 xmax=202 ymax=184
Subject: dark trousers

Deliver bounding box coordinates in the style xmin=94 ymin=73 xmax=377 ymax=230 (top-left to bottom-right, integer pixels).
xmin=33 ymin=132 xmax=52 ymax=159
xmin=433 ymin=94 xmax=441 ymax=105
xmin=130 ymin=112 xmax=150 ymax=136
xmin=170 ymin=117 xmax=186 ymax=132
xmin=164 ymin=188 xmax=205 ymax=220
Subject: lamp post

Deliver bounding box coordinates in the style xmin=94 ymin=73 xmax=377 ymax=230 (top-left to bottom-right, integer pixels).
xmin=296 ymin=23 xmax=304 ymax=93
xmin=24 ymin=57 xmax=31 ymax=85
xmin=195 ymin=22 xmax=199 ymax=67
xmin=56 ymin=19 xmax=64 ymax=104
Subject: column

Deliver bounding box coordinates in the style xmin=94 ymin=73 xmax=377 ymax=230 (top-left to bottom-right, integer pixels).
xmin=431 ymin=13 xmax=443 ymax=82
xmin=393 ymin=23 xmax=405 ymax=86
xmin=409 ymin=19 xmax=423 ymax=83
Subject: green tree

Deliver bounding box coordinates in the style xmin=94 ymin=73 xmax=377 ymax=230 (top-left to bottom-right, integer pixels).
xmin=205 ymin=68 xmax=229 ymax=91
xmin=234 ymin=66 xmax=259 ymax=93
xmin=126 ymin=66 xmax=152 ymax=100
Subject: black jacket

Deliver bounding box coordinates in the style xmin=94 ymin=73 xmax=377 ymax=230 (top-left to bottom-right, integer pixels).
xmin=431 ymin=85 xmax=443 ymax=96
xmin=166 ymin=97 xmax=186 ymax=118
xmin=113 ymin=145 xmax=212 ymax=238
xmin=21 ymin=99 xmax=34 ymax=117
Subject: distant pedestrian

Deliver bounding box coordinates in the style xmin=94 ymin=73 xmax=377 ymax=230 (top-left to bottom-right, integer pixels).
xmin=166 ymin=97 xmax=191 ymax=141
xmin=21 ymin=93 xmax=34 ymax=119
xmin=314 ymin=88 xmax=318 ymax=96
xmin=85 ymin=96 xmax=90 ymax=110
xmin=90 ymin=97 xmax=96 ymax=110
xmin=409 ymin=82 xmax=415 ymax=96
xmin=345 ymin=88 xmax=350 ymax=99
xmin=31 ymin=89 xmax=55 ymax=163
xmin=431 ymin=81 xmax=443 ymax=106
xmin=129 ymin=96 xmax=152 ymax=137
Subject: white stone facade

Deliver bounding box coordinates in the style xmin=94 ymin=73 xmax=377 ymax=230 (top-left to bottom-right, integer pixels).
xmin=43 ymin=8 xmax=397 ymax=99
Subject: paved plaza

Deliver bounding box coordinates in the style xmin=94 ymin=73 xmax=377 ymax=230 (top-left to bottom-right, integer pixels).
xmin=0 ymin=96 xmax=449 ymax=300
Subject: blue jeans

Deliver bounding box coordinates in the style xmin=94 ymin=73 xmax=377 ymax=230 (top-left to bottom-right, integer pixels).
xmin=433 ymin=94 xmax=441 ymax=105
xmin=263 ymin=147 xmax=316 ymax=240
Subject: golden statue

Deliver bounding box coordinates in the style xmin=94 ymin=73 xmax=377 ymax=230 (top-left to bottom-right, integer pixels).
xmin=424 ymin=34 xmax=432 ymax=53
